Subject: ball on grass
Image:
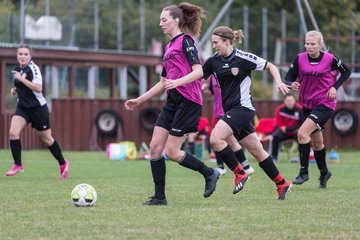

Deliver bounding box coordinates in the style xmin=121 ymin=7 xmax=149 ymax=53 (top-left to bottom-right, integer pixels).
xmin=71 ymin=183 xmax=97 ymax=207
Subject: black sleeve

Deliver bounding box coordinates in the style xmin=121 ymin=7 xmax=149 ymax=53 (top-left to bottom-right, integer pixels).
xmin=331 ymin=55 xmax=352 ymax=90
xmin=202 ymin=58 xmax=213 ymax=80
xmin=284 ymin=56 xmax=299 ymax=86
xmin=182 ymin=36 xmax=201 ymax=67
xmin=161 ymin=67 xmax=167 ymax=77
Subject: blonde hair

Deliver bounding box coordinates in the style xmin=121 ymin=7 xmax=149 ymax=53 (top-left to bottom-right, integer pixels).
xmin=213 ymin=26 xmax=244 ymax=45
xmin=305 ymin=30 xmax=327 ymax=52
xmin=163 ymin=2 xmax=206 ymax=37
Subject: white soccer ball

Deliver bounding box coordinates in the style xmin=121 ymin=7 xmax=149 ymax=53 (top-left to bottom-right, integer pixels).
xmin=71 ymin=183 xmax=97 ymax=207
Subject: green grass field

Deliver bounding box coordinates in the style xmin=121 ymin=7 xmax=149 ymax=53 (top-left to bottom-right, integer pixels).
xmin=0 ymin=150 xmax=359 ymax=240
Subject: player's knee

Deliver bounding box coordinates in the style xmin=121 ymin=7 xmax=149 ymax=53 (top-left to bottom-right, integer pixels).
xmin=297 ymin=130 xmax=309 ymax=143
xmin=209 ymin=134 xmax=221 ymax=148
xmin=9 ymin=128 xmax=20 ymax=139
xmin=312 ymin=141 xmax=324 ymax=151
xmin=149 ymin=141 xmax=163 ymax=158
xmin=163 ymin=148 xmax=181 ymax=162
xmin=41 ymin=135 xmax=54 ymax=146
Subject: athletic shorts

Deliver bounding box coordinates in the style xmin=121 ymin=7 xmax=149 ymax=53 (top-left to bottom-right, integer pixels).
xmin=221 ymin=106 xmax=256 ymax=141
xmin=155 ymin=89 xmax=201 ymax=137
xmin=14 ymin=104 xmax=51 ymax=131
xmin=302 ymin=104 xmax=334 ymax=130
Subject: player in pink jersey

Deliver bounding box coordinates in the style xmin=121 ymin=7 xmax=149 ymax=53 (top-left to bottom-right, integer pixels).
xmin=285 ymin=30 xmax=351 ymax=188
xmin=125 ymin=2 xmax=219 ymax=205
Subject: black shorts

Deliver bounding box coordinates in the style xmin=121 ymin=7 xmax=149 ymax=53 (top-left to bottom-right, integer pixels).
xmin=302 ymin=105 xmax=334 ymax=130
xmin=155 ymin=89 xmax=201 ymax=137
xmin=221 ymin=106 xmax=256 ymax=141
xmin=14 ymin=105 xmax=51 ymax=131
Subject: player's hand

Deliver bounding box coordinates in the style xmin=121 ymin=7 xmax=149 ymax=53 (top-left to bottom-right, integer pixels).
xmin=291 ymin=82 xmax=300 ymax=91
xmin=11 ymin=71 xmax=26 ymax=82
xmin=10 ymin=87 xmax=17 ymax=95
xmin=326 ymin=87 xmax=337 ymax=100
xmin=276 ymin=82 xmax=290 ymax=94
xmin=124 ymin=99 xmax=139 ymax=111
xmin=280 ymin=126 xmax=286 ymax=133
xmin=201 ymin=83 xmax=208 ymax=91
xmin=162 ymin=78 xmax=179 ymax=91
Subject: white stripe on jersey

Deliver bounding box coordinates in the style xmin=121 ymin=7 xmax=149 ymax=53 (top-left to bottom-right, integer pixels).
xmin=29 ymin=61 xmax=47 ymax=106
xmin=239 ymin=76 xmax=255 ymax=111
xmin=235 ymin=49 xmax=267 ymax=70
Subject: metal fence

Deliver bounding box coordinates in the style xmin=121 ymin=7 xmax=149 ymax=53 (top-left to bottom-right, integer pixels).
xmin=1 ymin=0 xmax=359 ymax=99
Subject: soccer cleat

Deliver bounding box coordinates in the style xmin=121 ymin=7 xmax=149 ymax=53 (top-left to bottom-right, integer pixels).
xmin=6 ymin=164 xmax=24 ymax=176
xmin=277 ymin=180 xmax=292 ymax=200
xmin=216 ymin=167 xmax=227 ymax=176
xmin=319 ymin=171 xmax=332 ymax=189
xmin=142 ymin=196 xmax=167 ymax=206
xmin=233 ymin=173 xmax=250 ymax=194
xmin=292 ymin=173 xmax=309 ymax=185
xmin=60 ymin=159 xmax=69 ymax=180
xmin=244 ymin=166 xmax=255 ymax=175
xmin=203 ymin=169 xmax=220 ymax=198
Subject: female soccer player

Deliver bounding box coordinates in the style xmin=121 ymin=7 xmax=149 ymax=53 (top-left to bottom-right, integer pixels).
xmin=6 ymin=44 xmax=69 ymax=179
xmin=285 ymin=30 xmax=351 ymax=188
xmin=203 ymin=26 xmax=291 ymax=200
xmin=203 ymin=75 xmax=255 ymax=176
xmin=125 ymin=3 xmax=219 ymax=205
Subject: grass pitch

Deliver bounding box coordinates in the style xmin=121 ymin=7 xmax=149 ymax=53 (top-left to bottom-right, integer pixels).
xmin=0 ymin=150 xmax=359 ymax=240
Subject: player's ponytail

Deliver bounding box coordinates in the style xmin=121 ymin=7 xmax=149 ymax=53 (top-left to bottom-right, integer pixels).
xmin=163 ymin=2 xmax=205 ymax=37
xmin=213 ymin=26 xmax=244 ymax=45
xmin=233 ymin=29 xmax=244 ymax=45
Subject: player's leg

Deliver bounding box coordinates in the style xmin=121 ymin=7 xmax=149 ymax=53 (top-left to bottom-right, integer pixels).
xmin=293 ymin=118 xmax=318 ymax=184
xmin=38 ymin=129 xmax=69 ymax=179
xmin=270 ymin=129 xmax=288 ymax=162
xmin=240 ymin=133 xmax=291 ymax=200
xmin=143 ymin=126 xmax=169 ymax=205
xmin=311 ymin=131 xmax=332 ymax=188
xmin=226 ymin=135 xmax=254 ymax=175
xmin=212 ymin=117 xmax=226 ymax=175
xmin=164 ymin=134 xmax=219 ymax=198
xmin=187 ymin=132 xmax=196 ymax=155
xmin=210 ymin=120 xmax=249 ymax=194
xmin=6 ymin=115 xmax=27 ymax=176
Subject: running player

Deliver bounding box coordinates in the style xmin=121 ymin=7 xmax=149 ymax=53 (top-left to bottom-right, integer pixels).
xmin=203 ymin=26 xmax=291 ymax=200
xmin=285 ymin=30 xmax=351 ymax=188
xmin=124 ymin=3 xmax=219 ymax=205
xmin=6 ymin=44 xmax=69 ymax=179
xmin=203 ymin=75 xmax=255 ymax=176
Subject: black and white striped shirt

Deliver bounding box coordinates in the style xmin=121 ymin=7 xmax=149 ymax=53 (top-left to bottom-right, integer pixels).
xmin=203 ymin=49 xmax=267 ymax=112
xmin=14 ymin=60 xmax=46 ymax=108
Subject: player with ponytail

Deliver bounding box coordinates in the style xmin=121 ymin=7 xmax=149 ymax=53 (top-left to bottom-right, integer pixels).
xmin=125 ymin=2 xmax=219 ymax=205
xmin=203 ymin=26 xmax=292 ymax=200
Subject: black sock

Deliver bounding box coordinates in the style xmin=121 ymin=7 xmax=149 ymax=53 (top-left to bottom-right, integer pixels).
xmin=10 ymin=139 xmax=22 ymax=166
xmin=314 ymin=148 xmax=328 ymax=175
xmin=179 ymin=152 xmax=213 ymax=177
xmin=48 ymin=141 xmax=66 ymax=165
xmin=259 ymin=156 xmax=285 ymax=185
xmin=150 ymin=157 xmax=166 ymax=200
xmin=216 ymin=145 xmax=244 ymax=174
xmin=298 ymin=143 xmax=310 ymax=174
xmin=234 ymin=149 xmax=250 ymax=170
xmin=188 ymin=142 xmax=195 ymax=155
xmin=215 ymin=152 xmax=224 ymax=169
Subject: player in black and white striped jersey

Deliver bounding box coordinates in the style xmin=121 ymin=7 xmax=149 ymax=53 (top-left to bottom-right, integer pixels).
xmin=6 ymin=44 xmax=69 ymax=179
xmin=203 ymin=26 xmax=291 ymax=200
